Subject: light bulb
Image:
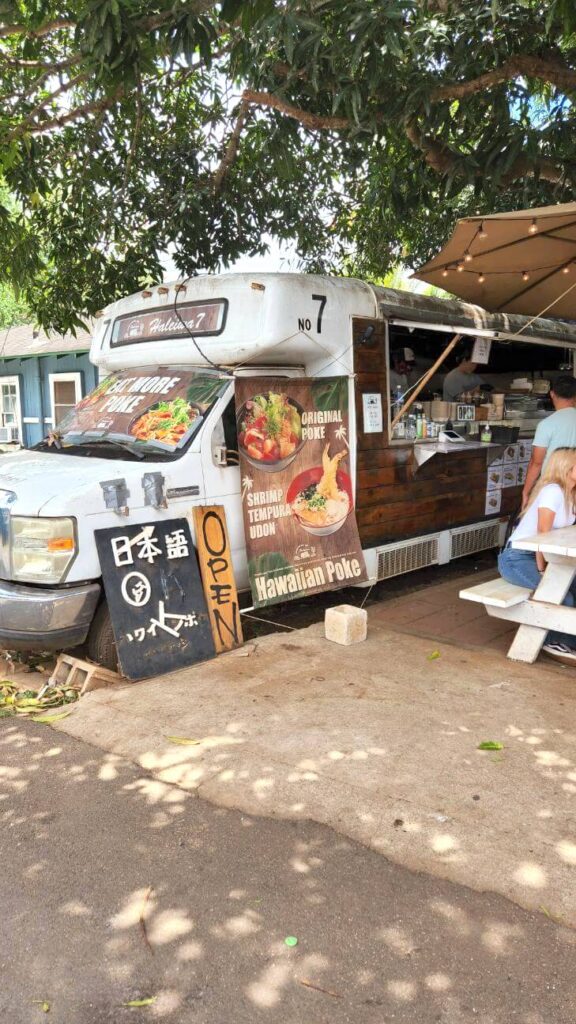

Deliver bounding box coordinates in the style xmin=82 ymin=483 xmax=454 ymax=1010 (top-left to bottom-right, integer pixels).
xmin=441 ymin=268 xmax=449 ymax=278
xmin=522 ymin=271 xmax=530 ymax=281
xmin=457 ymin=262 xmax=465 ymax=272
xmin=478 ymin=223 xmax=487 ymax=239
xmin=563 ymin=265 xmax=570 ymax=274
xmin=464 ymin=251 xmax=473 ymax=262
xmin=528 ymin=219 xmax=538 ymax=234
xmin=478 ymin=273 xmax=485 ymax=284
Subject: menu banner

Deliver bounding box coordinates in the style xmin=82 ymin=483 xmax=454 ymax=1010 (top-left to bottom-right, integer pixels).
xmin=235 ymin=376 xmax=368 ymax=608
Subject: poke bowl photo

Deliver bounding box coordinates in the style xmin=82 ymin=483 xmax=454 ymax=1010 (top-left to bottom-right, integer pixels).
xmin=287 ymin=459 xmax=354 ymax=537
xmin=236 ymin=392 xmax=304 ymax=472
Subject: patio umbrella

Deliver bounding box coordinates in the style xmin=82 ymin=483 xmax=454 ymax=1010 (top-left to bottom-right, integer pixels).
xmin=413 ymin=202 xmax=576 ymax=319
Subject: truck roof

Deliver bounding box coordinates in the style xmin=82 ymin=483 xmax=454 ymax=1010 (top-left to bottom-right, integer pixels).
xmin=91 ymin=272 xmax=576 ymax=373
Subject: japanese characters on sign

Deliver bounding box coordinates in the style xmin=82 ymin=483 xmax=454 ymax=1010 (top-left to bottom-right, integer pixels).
xmin=235 ymin=377 xmax=368 ymax=608
xmin=95 ymin=519 xmax=215 ymax=680
xmin=192 ymin=506 xmax=243 ymax=653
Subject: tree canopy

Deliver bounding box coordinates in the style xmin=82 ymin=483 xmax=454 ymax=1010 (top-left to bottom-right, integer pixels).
xmin=1 ymin=0 xmax=576 ymax=329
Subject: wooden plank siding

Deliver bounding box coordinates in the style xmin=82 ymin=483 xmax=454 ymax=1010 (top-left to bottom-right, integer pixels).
xmin=352 ymin=316 xmax=522 ymax=547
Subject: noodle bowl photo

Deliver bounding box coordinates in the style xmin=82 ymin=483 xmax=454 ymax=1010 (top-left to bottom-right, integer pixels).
xmin=287 ymin=446 xmax=353 ymax=537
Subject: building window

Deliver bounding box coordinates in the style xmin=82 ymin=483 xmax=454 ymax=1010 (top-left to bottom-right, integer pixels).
xmin=49 ymin=372 xmax=82 ymax=428
xmin=0 ymin=377 xmax=21 ymax=442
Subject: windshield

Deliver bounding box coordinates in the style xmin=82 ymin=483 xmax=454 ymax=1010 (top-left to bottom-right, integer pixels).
xmin=39 ymin=368 xmax=228 ymax=459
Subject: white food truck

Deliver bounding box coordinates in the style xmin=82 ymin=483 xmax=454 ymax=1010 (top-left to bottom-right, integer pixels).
xmin=1 ymin=271 xmax=575 ymax=668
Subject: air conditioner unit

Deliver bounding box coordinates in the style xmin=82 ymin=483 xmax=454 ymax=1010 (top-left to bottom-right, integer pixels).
xmin=0 ymin=426 xmax=19 ymax=443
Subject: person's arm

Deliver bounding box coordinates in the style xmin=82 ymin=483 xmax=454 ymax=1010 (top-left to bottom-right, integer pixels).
xmin=535 ymin=506 xmax=556 ymax=571
xmin=522 ymin=446 xmax=546 ymax=508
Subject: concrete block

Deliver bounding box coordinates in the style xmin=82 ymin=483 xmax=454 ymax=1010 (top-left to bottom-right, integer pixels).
xmin=325 ymin=604 xmax=367 ymax=646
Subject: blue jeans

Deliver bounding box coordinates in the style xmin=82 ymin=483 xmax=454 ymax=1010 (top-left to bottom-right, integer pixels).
xmin=498 ymin=546 xmax=576 ymax=649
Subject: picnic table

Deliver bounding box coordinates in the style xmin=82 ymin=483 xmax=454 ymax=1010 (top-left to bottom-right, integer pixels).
xmin=460 ymin=526 xmax=576 ymax=663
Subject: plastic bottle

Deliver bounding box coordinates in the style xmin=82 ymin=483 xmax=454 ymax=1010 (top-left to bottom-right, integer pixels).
xmin=481 ymin=422 xmax=492 ymax=443
xmin=415 ymin=405 xmax=423 ymax=438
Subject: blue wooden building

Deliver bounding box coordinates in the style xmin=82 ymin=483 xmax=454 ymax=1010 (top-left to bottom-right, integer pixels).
xmin=0 ymin=323 xmax=97 ymax=448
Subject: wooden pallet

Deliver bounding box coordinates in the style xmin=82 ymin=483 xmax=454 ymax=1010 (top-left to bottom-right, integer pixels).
xmin=46 ymin=654 xmax=124 ymax=696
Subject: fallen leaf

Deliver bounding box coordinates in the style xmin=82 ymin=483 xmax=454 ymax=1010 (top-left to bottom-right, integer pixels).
xmin=298 ymin=978 xmax=342 ymax=998
xmin=165 ymin=736 xmax=201 ymax=745
xmin=427 ymin=650 xmax=441 ymax=660
xmin=477 ymin=740 xmax=503 ymax=751
xmin=139 ymin=886 xmax=154 ymax=956
xmin=32 ymin=1000 xmax=50 ymax=1012
xmin=32 ymin=710 xmax=72 ymax=724
xmin=122 ymin=997 xmax=157 ymax=1007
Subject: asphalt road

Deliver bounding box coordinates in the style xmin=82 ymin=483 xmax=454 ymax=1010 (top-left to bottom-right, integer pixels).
xmin=1 ymin=719 xmax=575 ymax=1024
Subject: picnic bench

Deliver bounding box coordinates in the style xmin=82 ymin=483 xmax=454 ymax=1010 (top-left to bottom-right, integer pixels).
xmin=460 ymin=526 xmax=576 ymax=662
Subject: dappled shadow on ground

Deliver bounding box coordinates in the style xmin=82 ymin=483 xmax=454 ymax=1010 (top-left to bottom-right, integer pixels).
xmin=1 ymin=721 xmax=576 ymax=1024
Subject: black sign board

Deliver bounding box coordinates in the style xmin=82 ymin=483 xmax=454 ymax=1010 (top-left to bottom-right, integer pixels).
xmin=95 ymin=518 xmax=215 ymax=680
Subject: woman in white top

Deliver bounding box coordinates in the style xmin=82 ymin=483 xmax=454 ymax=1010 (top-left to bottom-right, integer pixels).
xmin=498 ymin=447 xmax=576 ymax=659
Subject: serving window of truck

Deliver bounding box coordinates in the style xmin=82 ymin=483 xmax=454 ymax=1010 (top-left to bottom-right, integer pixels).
xmin=351 ymin=288 xmax=576 ymax=573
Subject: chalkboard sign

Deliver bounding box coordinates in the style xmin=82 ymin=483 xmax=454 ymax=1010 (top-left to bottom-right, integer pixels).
xmin=95 ymin=518 xmax=215 ymax=680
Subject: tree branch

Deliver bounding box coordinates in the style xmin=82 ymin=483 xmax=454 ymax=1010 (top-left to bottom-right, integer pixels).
xmin=431 ymin=54 xmax=576 ymax=102
xmin=0 ymin=52 xmax=79 ymax=71
xmin=242 ymin=89 xmax=351 ymax=130
xmin=405 ymin=118 xmax=568 ymax=184
xmin=15 ymin=88 xmax=125 ymax=137
xmin=0 ymin=18 xmax=73 ymax=39
xmin=7 ymin=73 xmax=89 ymax=140
xmin=213 ymin=99 xmax=250 ymax=193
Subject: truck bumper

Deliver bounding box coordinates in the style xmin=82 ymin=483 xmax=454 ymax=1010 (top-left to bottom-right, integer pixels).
xmin=0 ymin=579 xmax=101 ymax=651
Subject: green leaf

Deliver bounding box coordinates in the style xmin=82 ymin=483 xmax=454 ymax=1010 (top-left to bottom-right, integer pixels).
xmin=427 ymin=650 xmax=441 ymax=660
xmin=477 ymin=741 xmax=503 ymax=750
xmin=32 ymin=710 xmax=73 ymax=724
xmin=122 ymin=997 xmax=157 ymax=1007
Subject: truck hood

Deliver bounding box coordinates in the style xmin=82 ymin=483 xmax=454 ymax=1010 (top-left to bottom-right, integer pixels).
xmin=0 ymin=448 xmax=183 ymax=516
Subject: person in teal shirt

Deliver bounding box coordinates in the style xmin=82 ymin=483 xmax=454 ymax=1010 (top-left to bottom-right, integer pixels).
xmin=522 ymin=375 xmax=576 ymax=506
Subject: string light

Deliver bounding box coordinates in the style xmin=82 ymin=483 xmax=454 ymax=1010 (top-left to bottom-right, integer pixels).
xmin=562 ymin=264 xmax=571 ymax=274
xmin=441 ymin=268 xmax=449 ymax=278
xmin=522 ymin=271 xmax=530 ymax=282
xmin=457 ymin=262 xmax=465 ymax=272
xmin=478 ymin=223 xmax=488 ymax=239
xmin=478 ymin=273 xmax=485 ymax=284
xmin=528 ymin=218 xmax=538 ymax=234
xmin=464 ymin=251 xmax=473 ymax=262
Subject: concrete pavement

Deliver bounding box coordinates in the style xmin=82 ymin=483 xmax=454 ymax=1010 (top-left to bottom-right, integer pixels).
xmin=41 ymin=572 xmax=576 ymax=930
xmin=2 ymin=720 xmax=576 ymax=1024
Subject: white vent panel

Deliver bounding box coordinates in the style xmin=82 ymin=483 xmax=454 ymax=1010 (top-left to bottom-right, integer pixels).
xmin=376 ymin=535 xmax=440 ymax=581
xmin=450 ymin=521 xmax=501 ymax=559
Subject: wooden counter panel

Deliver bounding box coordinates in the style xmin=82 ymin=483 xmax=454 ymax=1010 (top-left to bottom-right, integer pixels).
xmin=358 ymin=472 xmax=489 ymax=509
xmin=501 ymin=486 xmax=522 ymax=515
xmin=357 ymin=490 xmax=484 ymax=527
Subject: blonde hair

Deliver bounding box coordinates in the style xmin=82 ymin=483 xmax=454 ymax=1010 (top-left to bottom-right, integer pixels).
xmin=523 ymin=447 xmax=576 ymax=517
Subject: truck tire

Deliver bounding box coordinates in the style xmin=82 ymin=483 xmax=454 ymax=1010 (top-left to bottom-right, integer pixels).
xmin=86 ymin=601 xmax=119 ymax=672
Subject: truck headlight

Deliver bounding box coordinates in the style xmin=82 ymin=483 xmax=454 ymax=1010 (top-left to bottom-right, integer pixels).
xmin=11 ymin=516 xmax=77 ymax=584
